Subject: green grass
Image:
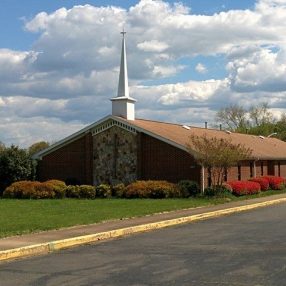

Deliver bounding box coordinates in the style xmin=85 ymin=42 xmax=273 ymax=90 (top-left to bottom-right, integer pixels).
xmin=0 ymin=198 xmax=227 ymax=238
xmin=0 ymin=190 xmax=285 ymax=238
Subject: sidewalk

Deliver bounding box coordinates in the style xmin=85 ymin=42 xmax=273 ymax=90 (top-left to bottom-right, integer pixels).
xmin=1 ymin=193 xmax=286 ymax=261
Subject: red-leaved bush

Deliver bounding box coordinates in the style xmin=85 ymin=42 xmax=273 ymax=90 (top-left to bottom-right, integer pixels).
xmin=227 ymin=180 xmax=261 ymax=196
xmin=249 ymin=177 xmax=269 ymax=191
xmin=262 ymin=176 xmax=286 ymax=190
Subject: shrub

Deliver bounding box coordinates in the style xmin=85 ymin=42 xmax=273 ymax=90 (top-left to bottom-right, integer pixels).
xmin=79 ymin=185 xmax=96 ymax=199
xmin=262 ymin=176 xmax=285 ymax=190
xmin=177 ymin=180 xmax=200 ymax=197
xmin=248 ymin=177 xmax=269 ymax=191
xmin=66 ymin=185 xmax=81 ymax=198
xmin=3 ymin=180 xmax=58 ymax=199
xmin=203 ymin=185 xmax=234 ymax=198
xmin=222 ymin=183 xmax=233 ymax=193
xmin=125 ymin=180 xmax=180 ymax=199
xmin=227 ymin=180 xmax=261 ymax=196
xmin=3 ymin=181 xmax=36 ymax=199
xmin=96 ymin=184 xmax=112 ymax=198
xmin=34 ymin=183 xmax=55 ymax=199
xmin=45 ymin=180 xmax=67 ymax=198
xmin=112 ymin=183 xmax=126 ymax=198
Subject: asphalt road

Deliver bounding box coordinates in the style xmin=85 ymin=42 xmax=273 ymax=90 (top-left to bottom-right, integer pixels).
xmin=1 ymin=203 xmax=286 ymax=286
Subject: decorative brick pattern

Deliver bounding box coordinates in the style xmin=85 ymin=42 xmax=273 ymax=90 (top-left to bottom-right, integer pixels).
xmin=93 ymin=126 xmax=137 ymax=185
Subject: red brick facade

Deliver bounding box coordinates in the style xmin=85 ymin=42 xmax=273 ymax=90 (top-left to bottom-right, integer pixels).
xmin=138 ymin=133 xmax=201 ymax=183
xmin=37 ymin=126 xmax=286 ymax=186
xmin=38 ymin=133 xmax=93 ymax=185
xmin=202 ymin=160 xmax=286 ymax=189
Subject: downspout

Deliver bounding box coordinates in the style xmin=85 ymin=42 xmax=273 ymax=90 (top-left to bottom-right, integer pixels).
xmin=201 ymin=165 xmax=205 ymax=194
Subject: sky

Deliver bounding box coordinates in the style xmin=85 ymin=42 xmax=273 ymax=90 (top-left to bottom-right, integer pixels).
xmin=0 ymin=0 xmax=286 ymax=147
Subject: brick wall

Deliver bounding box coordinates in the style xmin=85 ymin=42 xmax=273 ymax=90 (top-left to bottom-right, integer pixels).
xmin=37 ymin=133 xmax=93 ymax=185
xmin=139 ymin=133 xmax=200 ymax=183
xmin=279 ymin=161 xmax=286 ymax=177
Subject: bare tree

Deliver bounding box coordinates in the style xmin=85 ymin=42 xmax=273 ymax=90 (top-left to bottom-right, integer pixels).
xmin=187 ymin=134 xmax=252 ymax=187
xmin=215 ymin=104 xmax=248 ymax=131
xmin=249 ymin=102 xmax=274 ymax=127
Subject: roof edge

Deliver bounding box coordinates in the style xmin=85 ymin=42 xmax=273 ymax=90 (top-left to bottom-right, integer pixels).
xmin=33 ymin=115 xmax=193 ymax=160
xmin=32 ymin=115 xmax=113 ymax=159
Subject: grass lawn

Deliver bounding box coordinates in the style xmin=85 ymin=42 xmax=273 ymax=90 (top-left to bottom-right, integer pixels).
xmin=0 ymin=190 xmax=285 ymax=238
xmin=0 ymin=198 xmax=227 ymax=238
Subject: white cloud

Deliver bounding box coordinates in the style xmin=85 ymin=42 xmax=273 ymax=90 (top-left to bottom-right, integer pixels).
xmin=195 ymin=63 xmax=208 ymax=74
xmin=0 ymin=116 xmax=84 ymax=148
xmin=1 ymin=0 xmax=286 ymax=146
xmin=137 ymin=40 xmax=169 ymax=52
xmin=227 ymin=47 xmax=286 ymax=92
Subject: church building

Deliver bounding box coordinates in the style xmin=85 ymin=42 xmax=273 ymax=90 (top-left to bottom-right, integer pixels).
xmin=34 ymin=33 xmax=286 ymax=189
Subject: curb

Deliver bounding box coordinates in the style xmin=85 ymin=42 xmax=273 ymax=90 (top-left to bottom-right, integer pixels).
xmin=1 ymin=197 xmax=286 ymax=262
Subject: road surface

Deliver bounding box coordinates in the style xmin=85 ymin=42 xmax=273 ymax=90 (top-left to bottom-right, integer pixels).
xmin=1 ymin=203 xmax=286 ymax=285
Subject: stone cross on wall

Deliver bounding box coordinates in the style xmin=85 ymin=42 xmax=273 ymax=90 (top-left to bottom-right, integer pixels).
xmin=108 ymin=134 xmax=124 ymax=178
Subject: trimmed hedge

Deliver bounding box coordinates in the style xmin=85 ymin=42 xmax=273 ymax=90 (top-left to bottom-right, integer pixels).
xmin=124 ymin=180 xmax=181 ymax=199
xmin=262 ymin=176 xmax=286 ymax=190
xmin=2 ymin=176 xmax=286 ymax=200
xmin=66 ymin=185 xmax=96 ymax=199
xmin=45 ymin=180 xmax=67 ymax=198
xmin=248 ymin=177 xmax=269 ymax=191
xmin=112 ymin=183 xmax=126 ymax=198
xmin=2 ymin=180 xmax=66 ymax=199
xmin=96 ymin=184 xmax=112 ymax=198
xmin=227 ymin=180 xmax=261 ymax=196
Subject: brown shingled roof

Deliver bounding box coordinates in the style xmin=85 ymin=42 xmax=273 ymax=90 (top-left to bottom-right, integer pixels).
xmin=123 ymin=117 xmax=286 ymax=160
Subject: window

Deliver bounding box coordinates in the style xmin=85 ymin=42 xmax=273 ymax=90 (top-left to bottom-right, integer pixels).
xmin=250 ymin=162 xmax=254 ymax=177
xmin=238 ymin=164 xmax=241 ymax=180
xmin=207 ymin=167 xmax=212 ymax=187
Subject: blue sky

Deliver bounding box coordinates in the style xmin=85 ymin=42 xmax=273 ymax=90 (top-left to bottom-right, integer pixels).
xmin=0 ymin=0 xmax=286 ymax=146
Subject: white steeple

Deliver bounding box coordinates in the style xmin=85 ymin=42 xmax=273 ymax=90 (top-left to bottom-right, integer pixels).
xmin=111 ymin=30 xmax=136 ymax=120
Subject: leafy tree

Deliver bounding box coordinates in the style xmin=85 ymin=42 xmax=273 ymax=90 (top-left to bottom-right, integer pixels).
xmin=0 ymin=145 xmax=34 ymax=192
xmin=187 ymin=134 xmax=252 ymax=188
xmin=215 ymin=103 xmax=286 ymax=141
xmin=28 ymin=141 xmax=50 ymax=156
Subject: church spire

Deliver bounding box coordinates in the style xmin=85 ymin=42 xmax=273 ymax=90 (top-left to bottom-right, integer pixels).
xmin=111 ymin=30 xmax=136 ymax=120
xmin=117 ymin=29 xmax=129 ymax=98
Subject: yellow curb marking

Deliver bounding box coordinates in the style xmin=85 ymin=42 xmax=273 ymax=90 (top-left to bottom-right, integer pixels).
xmin=1 ymin=197 xmax=286 ymax=262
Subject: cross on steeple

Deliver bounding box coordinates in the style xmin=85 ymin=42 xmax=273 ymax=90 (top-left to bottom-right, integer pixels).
xmin=120 ymin=28 xmax=126 ymax=37
xmin=110 ymin=28 xmax=137 ymax=120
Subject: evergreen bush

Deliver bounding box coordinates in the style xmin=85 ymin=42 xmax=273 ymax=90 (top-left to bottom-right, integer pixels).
xmin=177 ymin=180 xmax=200 ymax=197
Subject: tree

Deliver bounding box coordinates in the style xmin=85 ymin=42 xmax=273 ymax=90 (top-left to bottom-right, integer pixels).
xmin=249 ymin=102 xmax=274 ymax=127
xmin=215 ymin=104 xmax=248 ymax=131
xmin=28 ymin=141 xmax=50 ymax=156
xmin=187 ymin=134 xmax=252 ymax=188
xmin=0 ymin=145 xmax=34 ymax=192
xmin=0 ymin=141 xmax=5 ymax=153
